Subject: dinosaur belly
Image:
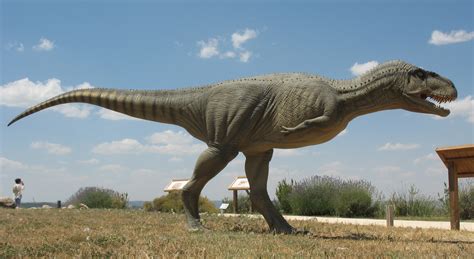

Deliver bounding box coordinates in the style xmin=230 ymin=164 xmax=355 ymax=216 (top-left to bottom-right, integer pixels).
xmin=241 ymin=122 xmax=348 ymax=153
xmin=276 ymin=127 xmax=344 ymax=148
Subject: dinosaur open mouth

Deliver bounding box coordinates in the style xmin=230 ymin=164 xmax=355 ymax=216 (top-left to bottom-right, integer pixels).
xmin=420 ymin=93 xmax=454 ymax=106
xmin=409 ymin=92 xmax=456 ymax=116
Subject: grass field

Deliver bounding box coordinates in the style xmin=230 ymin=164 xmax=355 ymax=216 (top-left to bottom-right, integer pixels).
xmin=1 ymin=209 xmax=473 ymax=257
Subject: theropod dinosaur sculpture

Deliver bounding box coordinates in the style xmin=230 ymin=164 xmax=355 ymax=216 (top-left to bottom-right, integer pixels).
xmin=8 ymin=60 xmax=457 ymax=233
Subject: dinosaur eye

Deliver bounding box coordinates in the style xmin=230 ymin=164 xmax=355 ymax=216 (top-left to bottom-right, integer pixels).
xmin=412 ymin=69 xmax=426 ymax=80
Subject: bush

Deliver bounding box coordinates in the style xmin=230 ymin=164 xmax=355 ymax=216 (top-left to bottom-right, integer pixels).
xmin=275 ymin=179 xmax=293 ymax=214
xmin=280 ymin=175 xmax=381 ymax=217
xmin=389 ymin=185 xmax=442 ymax=217
xmin=66 ymin=187 xmax=128 ymax=209
xmin=335 ymin=184 xmax=381 ymax=217
xmin=440 ymin=181 xmax=474 ymax=220
xmin=222 ymin=193 xmax=252 ymax=213
xmin=459 ymin=182 xmax=474 ymax=219
xmin=144 ymin=192 xmax=218 ymax=213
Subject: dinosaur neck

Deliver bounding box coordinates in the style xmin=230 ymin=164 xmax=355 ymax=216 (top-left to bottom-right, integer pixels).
xmin=336 ymin=73 xmax=401 ymax=121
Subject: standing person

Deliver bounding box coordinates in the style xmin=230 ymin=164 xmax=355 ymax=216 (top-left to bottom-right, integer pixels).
xmin=13 ymin=178 xmax=24 ymax=208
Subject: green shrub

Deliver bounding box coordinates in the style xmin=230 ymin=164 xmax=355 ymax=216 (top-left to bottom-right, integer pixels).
xmin=438 ymin=181 xmax=474 ymax=220
xmin=222 ymin=193 xmax=252 ymax=213
xmin=335 ymin=184 xmax=379 ymax=217
xmin=389 ymin=185 xmax=441 ymax=217
xmin=459 ymin=182 xmax=474 ymax=219
xmin=289 ymin=177 xmax=335 ymax=216
xmin=144 ymin=192 xmax=218 ymax=213
xmin=66 ymin=187 xmax=128 ymax=209
xmin=277 ymin=175 xmax=381 ymax=217
xmin=275 ymin=179 xmax=293 ymax=214
xmin=143 ymin=201 xmax=153 ymax=211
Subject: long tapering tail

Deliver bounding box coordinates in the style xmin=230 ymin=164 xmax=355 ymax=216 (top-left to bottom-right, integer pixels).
xmin=7 ymin=88 xmax=181 ymax=126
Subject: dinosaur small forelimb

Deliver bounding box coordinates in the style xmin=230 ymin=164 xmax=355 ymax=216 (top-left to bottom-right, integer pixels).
xmin=280 ymin=115 xmax=331 ymax=135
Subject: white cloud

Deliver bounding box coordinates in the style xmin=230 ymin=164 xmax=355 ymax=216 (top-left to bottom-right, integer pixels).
xmin=92 ymin=130 xmax=206 ymax=156
xmin=197 ymin=28 xmax=258 ymax=63
xmin=429 ymin=30 xmax=474 ymax=45
xmin=96 ymin=108 xmax=137 ymax=120
xmin=77 ymin=158 xmax=100 ymax=165
xmin=148 ymin=130 xmax=194 ymax=145
xmin=0 ymin=78 xmax=93 ymax=119
xmin=373 ymin=165 xmax=415 ymax=179
xmin=231 ymin=28 xmax=258 ymax=49
xmin=434 ymin=96 xmax=474 ymax=123
xmin=31 ymin=141 xmax=72 ymax=155
xmin=169 ymin=157 xmax=183 ymax=162
xmin=0 ymin=157 xmax=28 ymax=171
xmin=92 ymin=138 xmax=146 ymax=154
xmin=33 ymin=37 xmax=55 ymax=51
xmin=274 ymin=149 xmax=303 ymax=157
xmin=54 ymin=104 xmax=92 ymax=118
xmin=378 ymin=142 xmax=420 ymax=151
xmin=239 ymin=51 xmax=252 ymax=63
xmin=153 ymin=144 xmax=205 ymax=155
xmin=413 ymin=153 xmax=438 ymax=164
xmin=425 ymin=166 xmax=445 ymax=176
xmin=350 ymin=61 xmax=379 ymax=76
xmin=16 ymin=43 xmax=25 ymax=52
xmin=98 ymin=164 xmax=127 ymax=173
xmin=132 ymin=168 xmax=156 ymax=176
xmin=0 ymin=157 xmax=66 ymax=176
xmin=423 ymin=159 xmax=447 ymax=176
xmin=6 ymin=42 xmax=24 ymax=52
xmin=318 ymin=161 xmax=344 ymax=177
xmin=228 ymin=157 xmax=244 ymax=167
xmin=373 ymin=166 xmax=402 ymax=174
xmin=197 ymin=38 xmax=219 ymax=58
xmin=1 ymin=78 xmax=63 ymax=107
xmin=220 ymin=51 xmax=236 ymax=59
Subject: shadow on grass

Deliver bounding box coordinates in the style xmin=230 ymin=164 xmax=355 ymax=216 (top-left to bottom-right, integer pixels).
xmin=311 ymin=232 xmax=378 ymax=241
xmin=310 ymin=233 xmax=474 ymax=245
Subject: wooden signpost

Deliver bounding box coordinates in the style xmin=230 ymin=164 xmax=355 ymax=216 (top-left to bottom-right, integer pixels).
xmin=228 ymin=176 xmax=251 ymax=213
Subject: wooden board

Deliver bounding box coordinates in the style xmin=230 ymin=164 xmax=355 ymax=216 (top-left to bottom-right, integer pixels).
xmin=163 ymin=179 xmax=189 ymax=192
xmin=436 ymin=144 xmax=474 ymax=176
xmin=228 ymin=176 xmax=250 ymax=190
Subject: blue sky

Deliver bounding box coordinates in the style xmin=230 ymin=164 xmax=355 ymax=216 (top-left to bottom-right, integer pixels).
xmin=1 ymin=0 xmax=473 ymax=202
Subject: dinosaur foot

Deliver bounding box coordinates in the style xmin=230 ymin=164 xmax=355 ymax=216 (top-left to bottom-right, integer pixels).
xmin=292 ymin=228 xmax=312 ymax=235
xmin=271 ymin=226 xmax=311 ymax=235
xmin=187 ymin=218 xmax=209 ymax=233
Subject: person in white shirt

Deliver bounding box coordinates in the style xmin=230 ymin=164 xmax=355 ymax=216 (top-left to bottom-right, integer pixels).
xmin=13 ymin=178 xmax=24 ymax=208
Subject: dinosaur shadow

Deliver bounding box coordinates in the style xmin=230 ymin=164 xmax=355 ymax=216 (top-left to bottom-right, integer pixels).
xmin=311 ymin=233 xmax=474 ymax=245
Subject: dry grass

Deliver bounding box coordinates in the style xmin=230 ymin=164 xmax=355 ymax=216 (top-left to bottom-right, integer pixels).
xmin=1 ymin=208 xmax=473 ymax=257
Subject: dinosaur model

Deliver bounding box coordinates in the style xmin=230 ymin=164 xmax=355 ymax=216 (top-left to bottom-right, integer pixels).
xmin=8 ymin=60 xmax=457 ymax=233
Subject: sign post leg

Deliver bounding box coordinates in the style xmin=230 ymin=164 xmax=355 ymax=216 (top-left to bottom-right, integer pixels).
xmin=233 ymin=190 xmax=238 ymax=214
xmin=448 ymin=161 xmax=460 ymax=230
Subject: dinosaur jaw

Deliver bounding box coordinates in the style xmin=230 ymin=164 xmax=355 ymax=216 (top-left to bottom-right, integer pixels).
xmin=404 ymin=91 xmax=456 ymax=117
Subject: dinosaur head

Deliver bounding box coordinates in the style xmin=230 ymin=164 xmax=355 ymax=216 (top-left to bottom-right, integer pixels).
xmin=396 ymin=63 xmax=457 ymax=117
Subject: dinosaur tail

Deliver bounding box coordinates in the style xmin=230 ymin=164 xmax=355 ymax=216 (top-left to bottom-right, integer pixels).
xmin=7 ymin=88 xmax=182 ymax=126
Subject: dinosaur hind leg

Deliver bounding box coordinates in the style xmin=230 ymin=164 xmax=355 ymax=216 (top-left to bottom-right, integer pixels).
xmin=182 ymin=146 xmax=237 ymax=231
xmin=244 ymin=149 xmax=296 ymax=234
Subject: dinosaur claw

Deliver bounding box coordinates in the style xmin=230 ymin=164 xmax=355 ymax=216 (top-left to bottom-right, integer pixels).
xmin=280 ymin=126 xmax=293 ymax=135
xmin=280 ymin=126 xmax=291 ymax=135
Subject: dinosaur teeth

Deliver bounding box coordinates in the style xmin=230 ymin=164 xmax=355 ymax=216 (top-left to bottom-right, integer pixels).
xmin=425 ymin=94 xmax=454 ymax=105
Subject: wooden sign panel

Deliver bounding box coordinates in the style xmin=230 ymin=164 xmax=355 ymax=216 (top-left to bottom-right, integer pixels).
xmin=164 ymin=179 xmax=189 ymax=192
xmin=228 ymin=176 xmax=250 ymax=190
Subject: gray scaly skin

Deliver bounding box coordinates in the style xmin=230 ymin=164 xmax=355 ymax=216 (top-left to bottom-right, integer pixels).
xmin=8 ymin=60 xmax=457 ymax=234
